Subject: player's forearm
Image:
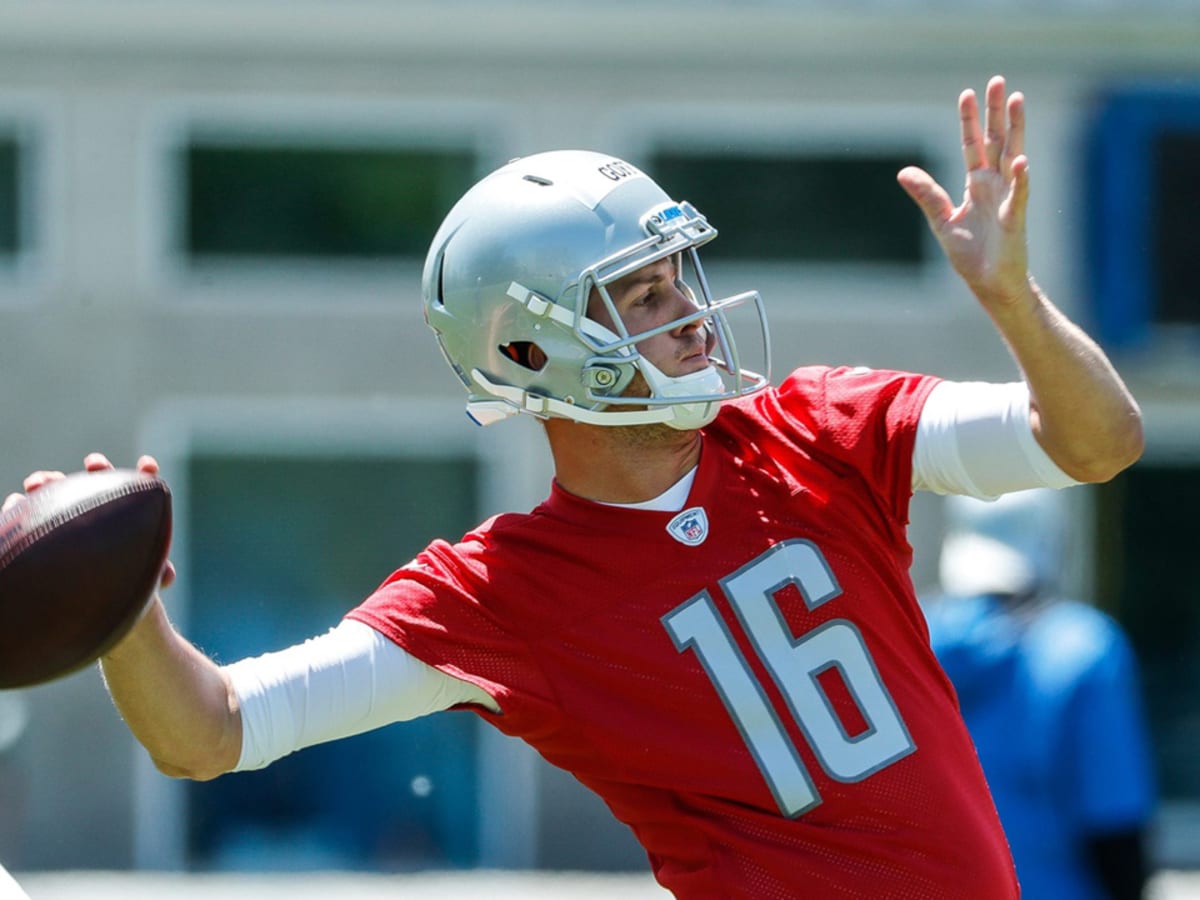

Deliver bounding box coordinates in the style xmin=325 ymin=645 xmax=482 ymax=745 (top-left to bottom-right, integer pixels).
xmin=99 ymin=597 xmax=242 ymax=781
xmin=986 ymin=277 xmax=1144 ymax=483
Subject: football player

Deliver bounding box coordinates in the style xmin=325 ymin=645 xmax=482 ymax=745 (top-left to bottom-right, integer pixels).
xmin=9 ymin=76 xmax=1143 ymax=898
xmin=925 ymin=489 xmax=1155 ymax=900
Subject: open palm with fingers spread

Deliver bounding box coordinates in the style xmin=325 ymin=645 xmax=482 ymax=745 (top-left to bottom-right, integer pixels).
xmin=897 ymin=75 xmax=1031 ymax=311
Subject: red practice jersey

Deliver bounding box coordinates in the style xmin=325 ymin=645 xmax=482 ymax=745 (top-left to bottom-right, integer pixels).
xmin=348 ymin=365 xmax=1018 ymax=899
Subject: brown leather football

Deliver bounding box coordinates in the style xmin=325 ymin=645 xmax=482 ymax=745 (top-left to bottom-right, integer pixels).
xmin=0 ymin=469 xmax=171 ymax=688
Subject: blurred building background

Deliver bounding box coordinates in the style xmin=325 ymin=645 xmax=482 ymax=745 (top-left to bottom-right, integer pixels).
xmin=0 ymin=0 xmax=1197 ymax=882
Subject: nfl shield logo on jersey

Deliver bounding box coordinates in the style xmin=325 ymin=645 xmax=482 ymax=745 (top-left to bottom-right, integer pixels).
xmin=667 ymin=507 xmax=709 ymax=546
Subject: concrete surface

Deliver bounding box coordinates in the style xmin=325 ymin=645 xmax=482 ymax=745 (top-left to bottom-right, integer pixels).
xmin=5 ymin=869 xmax=1200 ymax=900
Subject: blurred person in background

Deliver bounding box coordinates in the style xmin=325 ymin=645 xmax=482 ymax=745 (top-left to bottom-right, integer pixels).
xmin=924 ymin=488 xmax=1156 ymax=900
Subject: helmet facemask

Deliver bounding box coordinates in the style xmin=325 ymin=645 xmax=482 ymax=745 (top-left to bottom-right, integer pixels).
xmin=573 ymin=212 xmax=769 ymax=428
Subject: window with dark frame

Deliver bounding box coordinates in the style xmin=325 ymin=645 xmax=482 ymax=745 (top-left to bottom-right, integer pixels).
xmin=647 ymin=149 xmax=930 ymax=265
xmin=186 ymin=452 xmax=483 ymax=871
xmin=183 ymin=142 xmax=478 ymax=260
xmin=1096 ymin=465 xmax=1200 ymax=818
xmin=1087 ymin=85 xmax=1200 ymax=348
xmin=1152 ymin=130 xmax=1200 ymax=326
xmin=0 ymin=137 xmax=20 ymax=255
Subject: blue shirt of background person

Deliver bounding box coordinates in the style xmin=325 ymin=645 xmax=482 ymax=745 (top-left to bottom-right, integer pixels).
xmin=923 ymin=488 xmax=1156 ymax=900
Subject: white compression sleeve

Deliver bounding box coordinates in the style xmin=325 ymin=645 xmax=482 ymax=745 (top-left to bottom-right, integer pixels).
xmin=912 ymin=380 xmax=1080 ymax=500
xmin=225 ymin=619 xmax=498 ymax=772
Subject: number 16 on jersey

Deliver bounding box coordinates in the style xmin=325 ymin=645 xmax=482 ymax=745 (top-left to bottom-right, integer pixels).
xmin=662 ymin=539 xmax=916 ymax=817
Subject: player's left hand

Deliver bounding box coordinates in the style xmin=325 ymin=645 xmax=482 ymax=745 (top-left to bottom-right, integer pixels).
xmin=897 ymin=75 xmax=1031 ymax=312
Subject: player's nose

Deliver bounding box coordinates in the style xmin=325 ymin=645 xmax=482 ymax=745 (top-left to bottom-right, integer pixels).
xmin=668 ymin=283 xmax=704 ymax=333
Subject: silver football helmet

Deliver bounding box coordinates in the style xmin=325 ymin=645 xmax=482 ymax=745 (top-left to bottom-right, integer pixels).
xmin=422 ymin=150 xmax=771 ymax=429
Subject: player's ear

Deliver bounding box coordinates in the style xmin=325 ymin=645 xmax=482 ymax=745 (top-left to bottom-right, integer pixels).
xmin=499 ymin=342 xmax=547 ymax=371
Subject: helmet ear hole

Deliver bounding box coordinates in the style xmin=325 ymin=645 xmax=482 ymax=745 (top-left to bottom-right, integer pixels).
xmin=500 ymin=342 xmax=547 ymax=371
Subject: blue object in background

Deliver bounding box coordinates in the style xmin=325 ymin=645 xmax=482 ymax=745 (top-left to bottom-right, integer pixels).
xmin=925 ymin=490 xmax=1156 ymax=900
xmin=1086 ymin=83 xmax=1200 ymax=350
xmin=926 ymin=594 xmax=1156 ymax=899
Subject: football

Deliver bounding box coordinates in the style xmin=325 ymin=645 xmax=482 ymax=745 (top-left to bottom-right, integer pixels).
xmin=0 ymin=468 xmax=172 ymax=688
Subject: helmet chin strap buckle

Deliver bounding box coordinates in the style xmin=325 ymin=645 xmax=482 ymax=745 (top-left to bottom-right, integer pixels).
xmin=582 ymin=364 xmax=621 ymax=392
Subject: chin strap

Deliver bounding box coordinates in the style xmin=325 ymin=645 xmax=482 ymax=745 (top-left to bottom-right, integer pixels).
xmin=468 ymin=369 xmax=717 ymax=429
xmin=637 ymin=359 xmax=724 ymax=430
